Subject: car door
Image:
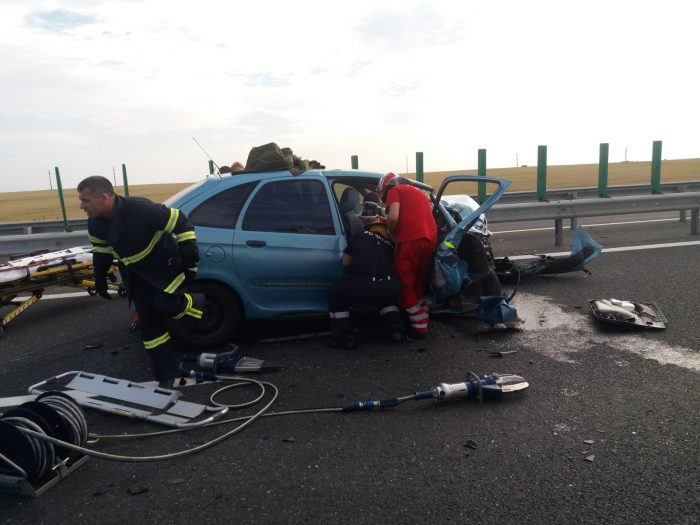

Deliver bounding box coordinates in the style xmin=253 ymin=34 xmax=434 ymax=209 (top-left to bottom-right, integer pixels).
xmin=233 ymin=176 xmax=345 ymax=315
xmin=434 ymin=176 xmax=511 ymax=235
xmin=186 ymin=180 xmax=259 ymax=287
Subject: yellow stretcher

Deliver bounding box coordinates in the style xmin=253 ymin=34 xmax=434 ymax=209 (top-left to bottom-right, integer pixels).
xmin=0 ymin=246 xmax=125 ymax=338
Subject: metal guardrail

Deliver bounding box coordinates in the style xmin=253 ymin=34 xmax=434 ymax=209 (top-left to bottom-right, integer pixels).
xmin=489 ymin=191 xmax=700 ymax=245
xmin=0 ymin=218 xmax=87 ymax=236
xmin=2 ymin=182 xmax=698 ymax=237
xmin=0 ymin=231 xmax=89 ymax=262
xmin=498 ymin=181 xmax=700 ymax=203
xmin=1 ymin=187 xmax=699 ymax=259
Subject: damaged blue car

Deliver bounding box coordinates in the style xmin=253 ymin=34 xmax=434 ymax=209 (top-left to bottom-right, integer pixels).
xmin=165 ymin=169 xmax=600 ymax=348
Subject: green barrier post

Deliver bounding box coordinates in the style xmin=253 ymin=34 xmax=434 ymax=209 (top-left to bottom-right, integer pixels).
xmin=351 ymin=155 xmax=359 ymax=169
xmin=208 ymin=160 xmax=214 ymax=175
xmin=477 ymin=148 xmax=487 ymax=204
xmin=54 ymin=167 xmax=69 ymax=232
xmin=598 ymin=143 xmax=609 ymax=197
xmin=121 ymin=163 xmax=130 ymax=196
xmin=537 ymin=145 xmax=547 ymax=201
xmin=416 ymin=152 xmax=424 ymax=183
xmin=651 ymin=140 xmax=662 ymax=194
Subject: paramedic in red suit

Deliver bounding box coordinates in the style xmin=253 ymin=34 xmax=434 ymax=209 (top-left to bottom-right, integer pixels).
xmin=378 ymin=172 xmax=438 ymax=338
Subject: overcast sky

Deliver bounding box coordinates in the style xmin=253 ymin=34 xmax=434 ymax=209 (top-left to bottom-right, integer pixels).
xmin=0 ymin=0 xmax=697 ymax=192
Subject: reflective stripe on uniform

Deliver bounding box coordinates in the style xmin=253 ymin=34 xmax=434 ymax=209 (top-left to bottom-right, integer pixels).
xmin=88 ymin=234 xmax=107 ymax=244
xmin=92 ymin=246 xmax=114 ymax=254
xmin=173 ymin=293 xmax=203 ymax=320
xmin=176 ymin=231 xmax=196 ymax=243
xmin=120 ymin=208 xmax=181 ymax=266
xmin=164 ymin=272 xmax=186 ymax=294
xmin=379 ymin=305 xmax=399 ymax=316
xmin=143 ymin=331 xmax=170 ymax=350
xmin=186 ymin=307 xmax=203 ymax=319
xmin=120 ymin=231 xmax=165 ymax=265
xmin=173 ymin=294 xmax=193 ymax=319
xmin=164 ymin=208 xmax=179 ymax=234
xmin=329 ymin=311 xmax=350 ymax=319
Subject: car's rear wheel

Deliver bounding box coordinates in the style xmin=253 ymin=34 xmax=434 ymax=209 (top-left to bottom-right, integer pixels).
xmin=169 ymin=281 xmax=242 ymax=350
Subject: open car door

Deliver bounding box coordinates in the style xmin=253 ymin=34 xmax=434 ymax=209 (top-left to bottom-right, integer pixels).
xmin=433 ymin=175 xmax=511 ymax=234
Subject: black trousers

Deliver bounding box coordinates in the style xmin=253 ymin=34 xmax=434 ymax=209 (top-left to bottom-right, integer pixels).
xmin=457 ymin=233 xmax=502 ymax=296
xmin=130 ymin=272 xmax=188 ymax=382
xmin=327 ymin=275 xmax=404 ymax=343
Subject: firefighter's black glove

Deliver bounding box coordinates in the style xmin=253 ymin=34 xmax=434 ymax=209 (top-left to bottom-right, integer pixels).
xmin=94 ymin=272 xmax=111 ymax=300
xmin=184 ymin=268 xmax=197 ymax=285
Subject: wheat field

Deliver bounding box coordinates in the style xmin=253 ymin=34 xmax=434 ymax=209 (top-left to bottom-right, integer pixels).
xmin=1 ymin=158 xmax=698 ymax=223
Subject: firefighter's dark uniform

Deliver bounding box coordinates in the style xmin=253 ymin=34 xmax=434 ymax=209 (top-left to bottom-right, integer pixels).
xmin=87 ymin=195 xmax=202 ymax=382
xmin=326 ymin=227 xmax=404 ymax=348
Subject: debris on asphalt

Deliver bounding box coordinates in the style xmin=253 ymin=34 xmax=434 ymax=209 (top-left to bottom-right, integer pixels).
xmin=165 ymin=478 xmax=185 ymax=485
xmin=489 ymin=350 xmax=517 ymax=358
xmin=82 ymin=343 xmax=103 ymax=350
xmin=127 ymin=486 xmax=149 ymax=495
xmin=283 ymin=437 xmax=296 ymax=443
xmin=260 ymin=331 xmax=331 ymax=344
xmin=583 ymin=439 xmax=595 ymax=444
xmin=93 ymin=484 xmax=112 ymax=496
xmin=584 ymin=455 xmax=595 ymax=462
xmin=463 ymin=439 xmax=478 ymax=450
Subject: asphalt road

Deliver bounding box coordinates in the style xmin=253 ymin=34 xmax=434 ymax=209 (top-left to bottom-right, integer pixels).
xmin=1 ymin=215 xmax=698 ymax=525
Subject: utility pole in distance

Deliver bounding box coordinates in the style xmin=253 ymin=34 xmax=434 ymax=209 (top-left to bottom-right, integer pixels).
xmin=48 ymin=169 xmax=53 ymax=190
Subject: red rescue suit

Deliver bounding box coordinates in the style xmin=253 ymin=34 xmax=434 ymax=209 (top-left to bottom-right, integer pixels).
xmin=385 ymin=184 xmax=437 ymax=335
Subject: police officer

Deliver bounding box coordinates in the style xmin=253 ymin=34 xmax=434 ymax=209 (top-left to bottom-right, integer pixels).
xmin=77 ymin=176 xmax=204 ymax=386
xmin=326 ymin=194 xmax=405 ymax=349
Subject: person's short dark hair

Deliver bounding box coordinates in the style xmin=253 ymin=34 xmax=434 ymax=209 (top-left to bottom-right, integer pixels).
xmin=219 ymin=165 xmax=233 ymax=174
xmin=364 ymin=191 xmax=381 ymax=205
xmin=77 ymin=175 xmax=114 ymax=195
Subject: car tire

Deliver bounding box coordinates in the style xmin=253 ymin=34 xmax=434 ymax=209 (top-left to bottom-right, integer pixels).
xmin=168 ymin=281 xmax=242 ymax=350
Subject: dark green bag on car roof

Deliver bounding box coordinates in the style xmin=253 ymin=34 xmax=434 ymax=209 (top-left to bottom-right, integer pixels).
xmin=244 ymin=142 xmax=294 ymax=172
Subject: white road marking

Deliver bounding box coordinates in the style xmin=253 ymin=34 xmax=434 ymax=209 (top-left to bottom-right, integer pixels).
xmin=493 ymin=217 xmax=678 ymax=234
xmin=13 ymin=290 xmax=117 ymax=300
xmin=505 ymin=240 xmax=700 ymax=260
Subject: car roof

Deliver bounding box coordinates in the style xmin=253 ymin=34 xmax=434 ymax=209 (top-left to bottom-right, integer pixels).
xmin=165 ymin=169 xmax=384 ymax=207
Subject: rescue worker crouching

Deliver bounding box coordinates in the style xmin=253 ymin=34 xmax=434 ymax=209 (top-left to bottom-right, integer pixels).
xmin=77 ymin=176 xmax=206 ymax=387
xmin=326 ymin=194 xmax=405 ymax=349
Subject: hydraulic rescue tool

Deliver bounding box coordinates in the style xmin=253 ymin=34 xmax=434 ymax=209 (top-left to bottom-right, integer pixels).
xmin=0 ymin=370 xmax=528 ymax=497
xmin=180 ymin=343 xmax=281 ymax=379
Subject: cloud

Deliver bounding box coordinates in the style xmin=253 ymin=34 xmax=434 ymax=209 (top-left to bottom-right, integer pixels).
xmin=233 ymin=111 xmax=303 ymax=136
xmin=354 ymin=5 xmax=464 ymax=51
xmin=25 ymin=9 xmax=97 ymax=32
xmin=241 ymin=72 xmax=291 ymax=88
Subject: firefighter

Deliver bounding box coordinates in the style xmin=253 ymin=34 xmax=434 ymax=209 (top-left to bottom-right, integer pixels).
xmin=77 ymin=176 xmax=204 ymax=387
xmin=326 ymin=195 xmax=405 ymax=349
xmin=378 ymin=172 xmax=438 ymax=339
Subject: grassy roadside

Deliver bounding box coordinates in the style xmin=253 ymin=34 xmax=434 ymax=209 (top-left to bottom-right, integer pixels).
xmin=1 ymin=158 xmax=698 ymax=223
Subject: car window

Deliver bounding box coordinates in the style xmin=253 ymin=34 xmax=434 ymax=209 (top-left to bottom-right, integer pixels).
xmin=189 ymin=181 xmax=258 ymax=228
xmin=242 ymin=179 xmax=335 ymax=235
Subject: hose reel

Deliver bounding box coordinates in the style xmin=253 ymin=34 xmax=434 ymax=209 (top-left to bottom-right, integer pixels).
xmin=0 ymin=391 xmax=88 ymax=497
